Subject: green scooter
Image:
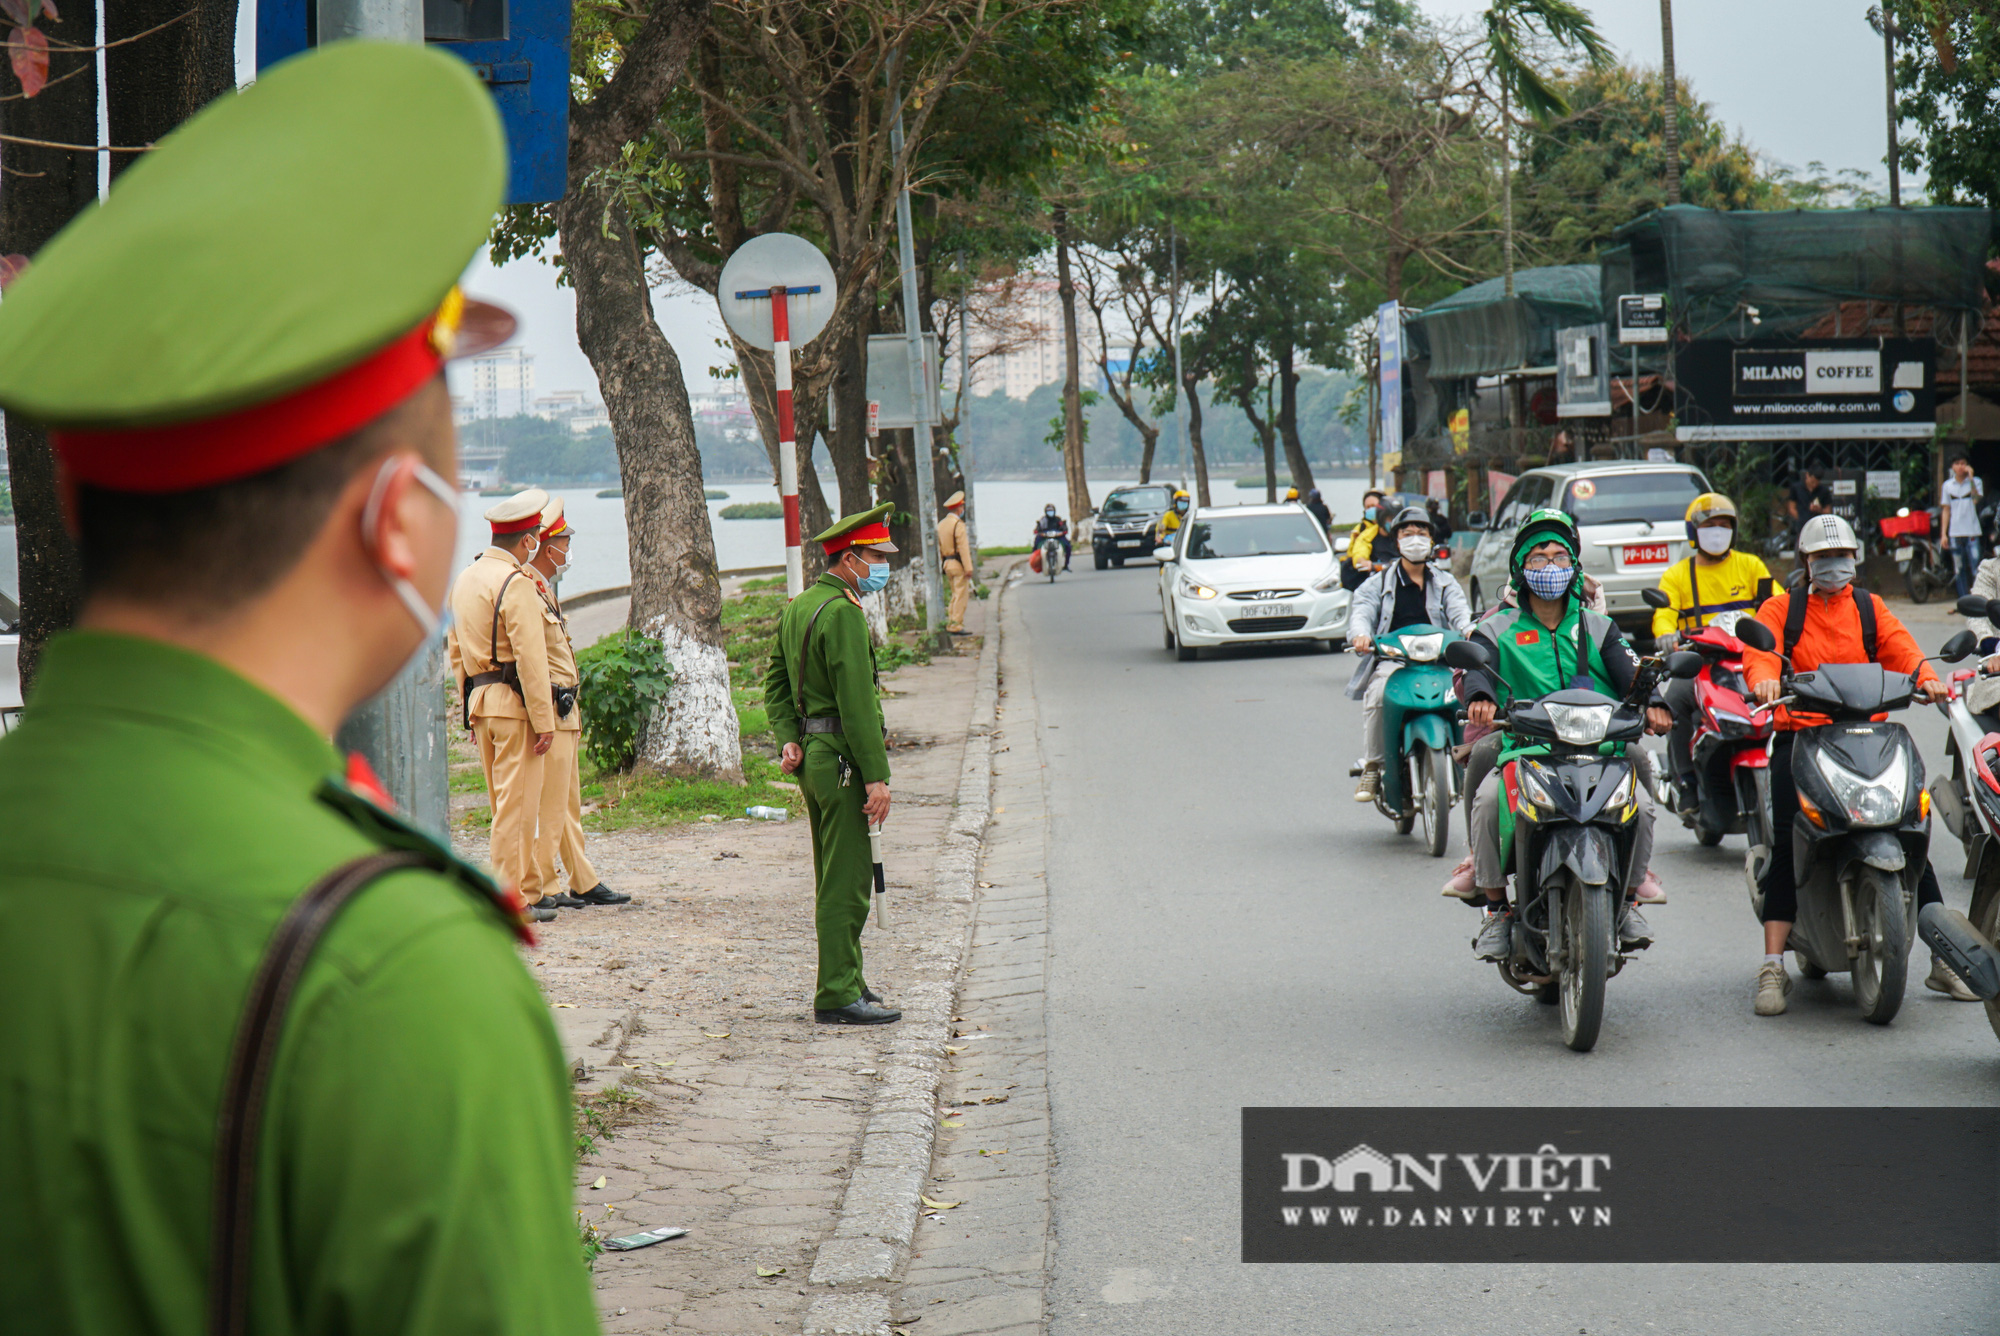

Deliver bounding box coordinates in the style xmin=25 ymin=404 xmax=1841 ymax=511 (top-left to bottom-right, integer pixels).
xmin=1367 ymin=623 xmax=1466 ymax=857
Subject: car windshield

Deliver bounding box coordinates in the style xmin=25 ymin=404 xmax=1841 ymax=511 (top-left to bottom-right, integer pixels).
xmin=1563 ymin=471 xmax=1704 ymax=525
xmin=1102 ymin=487 xmax=1170 ymax=516
xmin=1185 ymin=513 xmax=1328 ymax=560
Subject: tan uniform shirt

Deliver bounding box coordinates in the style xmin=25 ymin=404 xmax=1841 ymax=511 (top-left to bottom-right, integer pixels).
xmin=531 ymin=570 xmax=583 ymax=734
xmin=937 ymin=511 xmax=973 ymax=568
xmin=447 ymin=548 xmax=557 ymax=734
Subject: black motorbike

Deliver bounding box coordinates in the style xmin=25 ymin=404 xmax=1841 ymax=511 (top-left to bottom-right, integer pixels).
xmin=1445 ymin=640 xmax=1663 ymax=1052
xmin=1735 ymin=616 xmax=1971 ymax=1024
xmin=1919 ymin=732 xmax=2000 ymax=1047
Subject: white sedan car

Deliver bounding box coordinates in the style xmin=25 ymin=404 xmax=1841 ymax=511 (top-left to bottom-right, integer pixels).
xmin=1 ymin=589 xmax=19 ymax=734
xmin=1157 ymin=503 xmax=1351 ymax=661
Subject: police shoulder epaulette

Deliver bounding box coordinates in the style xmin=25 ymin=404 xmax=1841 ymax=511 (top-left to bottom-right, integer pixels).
xmin=843 ymin=589 xmax=863 ymax=608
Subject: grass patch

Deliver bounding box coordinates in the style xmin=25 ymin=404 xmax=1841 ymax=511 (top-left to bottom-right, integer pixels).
xmin=740 ymin=574 xmax=785 ymax=590
xmin=981 ymin=544 xmax=1031 ymax=556
xmin=582 ymin=749 xmax=802 ymax=830
xmin=720 ymin=501 xmax=783 ymax=519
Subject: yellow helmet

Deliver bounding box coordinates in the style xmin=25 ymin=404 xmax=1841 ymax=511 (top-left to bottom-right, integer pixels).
xmin=1686 ymin=492 xmax=1737 ymax=528
xmin=1285 ymin=486 xmax=1300 ymax=501
xmin=1173 ymin=489 xmax=1190 ymax=501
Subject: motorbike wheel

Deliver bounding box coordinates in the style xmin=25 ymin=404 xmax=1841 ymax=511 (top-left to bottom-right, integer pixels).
xmin=1046 ymin=554 xmax=1059 ymax=583
xmin=1559 ymin=878 xmax=1612 ymax=1052
xmin=1418 ymin=746 xmax=1450 ymax=858
xmin=1850 ymin=867 xmax=1910 ymax=1026
xmin=1695 ymin=814 xmax=1725 ymax=847
xmin=1795 ymin=952 xmax=1828 ymax=981
xmin=1968 ymin=881 xmax=2000 ymax=1044
xmin=1393 ymin=760 xmax=1416 ymax=836
xmin=1906 ymin=560 xmax=1932 ymax=603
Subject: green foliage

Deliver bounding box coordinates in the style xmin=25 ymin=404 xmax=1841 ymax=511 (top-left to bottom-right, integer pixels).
xmin=457 ymin=414 xmax=618 ymax=484
xmin=581 ymin=749 xmax=804 ymax=829
xmin=0 ymin=481 xmax=10 ymax=519
xmin=1045 ymin=388 xmax=1102 ymax=452
xmin=720 ymin=502 xmax=784 ymax=519
xmin=578 ymin=1213 xmax=604 ymax=1271
xmin=576 ymin=629 xmax=675 ymax=773
xmin=1889 ymin=2 xmax=2000 ymax=209
xmin=706 ymin=489 xmax=730 ymax=500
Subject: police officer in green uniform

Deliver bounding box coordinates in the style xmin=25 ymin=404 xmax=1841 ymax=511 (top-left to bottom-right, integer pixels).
xmin=0 ymin=44 xmax=597 ymax=1334
xmin=767 ymin=504 xmax=902 ymax=1024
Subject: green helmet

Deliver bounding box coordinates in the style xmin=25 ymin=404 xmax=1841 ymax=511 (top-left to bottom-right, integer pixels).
xmin=1510 ymin=508 xmax=1580 ymax=578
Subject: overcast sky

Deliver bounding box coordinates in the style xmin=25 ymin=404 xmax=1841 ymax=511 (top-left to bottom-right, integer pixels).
xmin=459 ymin=0 xmax=1907 ymax=403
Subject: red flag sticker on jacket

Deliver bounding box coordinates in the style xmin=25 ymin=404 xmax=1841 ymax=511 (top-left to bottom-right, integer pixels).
xmin=1516 ymin=629 xmax=1541 ymax=645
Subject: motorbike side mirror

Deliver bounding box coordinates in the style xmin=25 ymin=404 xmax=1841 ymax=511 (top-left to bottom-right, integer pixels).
xmin=1956 ymin=594 xmax=2000 ymax=623
xmin=1666 ymin=650 xmax=1704 ymax=680
xmin=1153 ymin=547 xmax=1174 ymax=562
xmin=1464 ymin=511 xmax=1489 ymax=531
xmin=1444 ymin=639 xmax=1491 ymax=672
xmin=1641 ymin=587 xmax=1672 ymax=610
xmin=1735 ymin=618 xmax=1778 ymax=653
xmin=1940 ymin=628 xmax=1979 ymax=663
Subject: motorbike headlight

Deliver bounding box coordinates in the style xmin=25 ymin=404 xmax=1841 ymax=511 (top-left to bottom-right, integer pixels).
xmin=1178 ymin=575 xmax=1219 ymax=600
xmin=1544 ymin=702 xmax=1613 ymax=746
xmin=1311 ymin=565 xmax=1343 ymax=592
xmin=1402 ymin=633 xmax=1444 ymax=663
xmin=1818 ymin=750 xmax=1909 ymax=829
xmin=1518 ymin=762 xmax=1562 ymax=812
xmin=1603 ymin=767 xmax=1636 ymax=811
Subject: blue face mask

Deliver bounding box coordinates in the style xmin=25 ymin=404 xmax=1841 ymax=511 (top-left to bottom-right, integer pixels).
xmin=1364 ymin=506 xmax=1378 ymax=521
xmin=857 ymin=561 xmax=891 ymax=594
xmin=1522 ymin=564 xmax=1576 ymax=602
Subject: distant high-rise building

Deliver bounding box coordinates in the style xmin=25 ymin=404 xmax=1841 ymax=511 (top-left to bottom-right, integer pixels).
xmin=464 ymin=346 xmax=535 ymax=419
xmin=964 ymin=279 xmax=1066 ymax=401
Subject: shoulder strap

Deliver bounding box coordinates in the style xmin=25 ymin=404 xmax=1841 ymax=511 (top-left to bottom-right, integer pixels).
xmin=1683 ymin=557 xmax=1706 ymax=628
xmin=796 ymin=594 xmax=839 ymax=717
xmin=489 ymin=569 xmax=523 ymax=668
xmin=1857 ymin=588 xmax=1878 ymax=660
xmin=1783 ymin=589 xmax=1807 ymax=659
xmin=209 ymin=850 xmax=443 ymax=1336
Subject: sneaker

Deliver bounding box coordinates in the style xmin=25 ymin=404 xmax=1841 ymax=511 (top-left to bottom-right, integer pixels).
xmin=1353 ymin=764 xmax=1382 ymax=802
xmin=1754 ymin=959 xmax=1792 ymax=1016
xmin=1925 ymin=956 xmax=1982 ymax=1002
xmin=1473 ymin=907 xmax=1513 ymax=961
xmin=1618 ymin=904 xmax=1655 ymax=950
xmin=1441 ymin=853 xmax=1478 ymax=901
xmin=1634 ymin=870 xmax=1667 ymax=904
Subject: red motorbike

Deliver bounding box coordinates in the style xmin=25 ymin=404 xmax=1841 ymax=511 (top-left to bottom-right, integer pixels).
xmin=1643 ymin=590 xmax=1777 ymax=862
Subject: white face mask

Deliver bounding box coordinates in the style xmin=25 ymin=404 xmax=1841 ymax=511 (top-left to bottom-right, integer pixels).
xmin=362 ymin=456 xmax=459 ymax=639
xmin=1398 ymin=534 xmax=1434 ymax=563
xmin=1695 ymin=525 xmax=1733 ymax=556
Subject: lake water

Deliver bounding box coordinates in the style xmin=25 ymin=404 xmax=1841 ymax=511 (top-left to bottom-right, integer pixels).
xmin=0 ymin=473 xmax=1396 ymax=605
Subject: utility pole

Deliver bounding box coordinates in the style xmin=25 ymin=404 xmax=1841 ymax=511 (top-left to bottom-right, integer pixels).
xmin=1873 ymin=5 xmax=1902 ymax=207
xmin=1659 ymin=0 xmax=1682 ymax=205
xmin=328 ymin=0 xmax=447 ymax=838
xmin=888 ymin=55 xmax=947 ymax=649
xmin=958 ymin=249 xmax=979 ymax=571
xmin=1170 ymin=220 xmax=1189 ymax=492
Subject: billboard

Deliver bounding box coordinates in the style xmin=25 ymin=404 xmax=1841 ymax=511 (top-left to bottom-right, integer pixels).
xmin=1556 ymin=324 xmax=1612 ymax=418
xmin=1377 ymin=302 xmax=1402 ymax=452
xmin=1674 ymin=338 xmax=1934 ymax=441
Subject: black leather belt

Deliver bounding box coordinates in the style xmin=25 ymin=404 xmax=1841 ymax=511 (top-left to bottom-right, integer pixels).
xmin=802 ymin=716 xmax=843 ymax=734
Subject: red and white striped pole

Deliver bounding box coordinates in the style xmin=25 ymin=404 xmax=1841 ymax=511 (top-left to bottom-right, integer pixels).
xmin=770 ymin=283 xmax=803 ymax=597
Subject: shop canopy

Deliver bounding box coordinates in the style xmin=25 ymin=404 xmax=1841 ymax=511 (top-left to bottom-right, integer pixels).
xmin=1411 ymin=265 xmax=1602 ymax=379
xmin=1601 ymin=204 xmax=1994 ymax=342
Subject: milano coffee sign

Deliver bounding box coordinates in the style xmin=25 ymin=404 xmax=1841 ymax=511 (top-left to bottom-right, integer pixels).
xmin=1674 ymin=337 xmax=1935 ymax=441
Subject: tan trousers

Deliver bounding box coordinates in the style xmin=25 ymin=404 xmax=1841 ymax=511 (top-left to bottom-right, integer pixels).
xmin=536 ymin=728 xmax=599 ymax=894
xmin=944 ymin=560 xmax=972 ymax=631
xmin=474 ymin=715 xmax=546 ymax=903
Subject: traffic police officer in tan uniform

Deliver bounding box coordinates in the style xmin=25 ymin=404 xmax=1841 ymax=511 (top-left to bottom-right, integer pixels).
xmin=938 ymin=489 xmax=974 ymax=634
xmin=526 ymin=495 xmax=628 ymax=908
xmin=447 ymin=487 xmax=562 ymax=920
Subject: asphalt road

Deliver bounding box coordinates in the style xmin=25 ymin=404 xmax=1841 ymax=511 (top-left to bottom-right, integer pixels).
xmin=1016 ymin=562 xmax=1999 ymax=1334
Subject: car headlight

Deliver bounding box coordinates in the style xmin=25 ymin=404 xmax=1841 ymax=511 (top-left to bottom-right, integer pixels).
xmin=1178 ymin=575 xmax=1219 ymax=600
xmin=1311 ymin=565 xmax=1343 ymax=592
xmin=1819 ymin=750 xmax=1909 ymax=828
xmin=1401 ymin=633 xmax=1444 ymax=663
xmin=1544 ymin=702 xmax=1613 ymax=746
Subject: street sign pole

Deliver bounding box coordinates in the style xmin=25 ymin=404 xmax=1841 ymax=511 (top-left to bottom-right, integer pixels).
xmin=889 ymin=59 xmax=947 ymax=647
xmin=770 ymin=286 xmax=803 ymax=596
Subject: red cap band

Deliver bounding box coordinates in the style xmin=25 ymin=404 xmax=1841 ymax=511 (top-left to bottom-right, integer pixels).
xmin=490 ymin=512 xmax=543 ymax=536
xmin=822 ymin=520 xmax=892 ymax=557
xmin=51 ymin=316 xmax=446 ymax=493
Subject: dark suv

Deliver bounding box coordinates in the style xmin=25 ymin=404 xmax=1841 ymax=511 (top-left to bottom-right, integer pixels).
xmin=1091 ymin=484 xmax=1175 ymax=569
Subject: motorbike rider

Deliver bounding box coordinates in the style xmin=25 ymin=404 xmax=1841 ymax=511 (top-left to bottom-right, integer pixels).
xmin=1347 ymin=506 xmax=1473 ymax=802
xmin=1740 ymin=513 xmax=1964 ymax=1014
xmin=1653 ymin=493 xmax=1775 ymax=805
xmin=1034 ymin=503 xmax=1072 ymax=571
xmin=1157 ymin=489 xmax=1191 ymax=550
xmin=1341 ymin=489 xmax=1388 ymax=590
xmin=1460 ymin=510 xmax=1672 ymax=961
xmin=1303 ymin=487 xmax=1333 ymax=534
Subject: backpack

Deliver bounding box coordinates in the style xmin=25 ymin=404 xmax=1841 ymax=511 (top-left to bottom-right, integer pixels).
xmin=1782 ymin=587 xmax=1877 ymax=661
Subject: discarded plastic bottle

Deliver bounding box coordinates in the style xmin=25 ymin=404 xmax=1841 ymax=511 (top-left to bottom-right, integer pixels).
xmin=746 ymin=806 xmax=790 ymax=822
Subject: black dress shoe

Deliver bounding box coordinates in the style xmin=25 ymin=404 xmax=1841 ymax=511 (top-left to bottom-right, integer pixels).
xmin=815 ymin=999 xmax=902 ymax=1025
xmin=523 ymin=902 xmax=557 ymax=923
xmin=861 ymin=985 xmax=882 ymax=1003
xmin=543 ymin=891 xmax=586 ymax=909
xmin=574 ymin=883 xmax=632 ymax=905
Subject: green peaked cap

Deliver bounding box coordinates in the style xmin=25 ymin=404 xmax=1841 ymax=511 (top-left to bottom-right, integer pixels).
xmin=812 ymin=501 xmax=897 ymax=549
xmin=0 ymin=41 xmax=505 ymax=429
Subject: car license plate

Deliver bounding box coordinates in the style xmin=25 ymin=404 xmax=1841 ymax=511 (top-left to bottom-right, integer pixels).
xmin=1247 ymin=602 xmax=1292 ymax=617
xmin=1623 ymin=543 xmax=1669 ymax=565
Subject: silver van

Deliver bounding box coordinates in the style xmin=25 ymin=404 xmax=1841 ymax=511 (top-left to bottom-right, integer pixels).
xmin=1463 ymin=461 xmax=1712 ymax=628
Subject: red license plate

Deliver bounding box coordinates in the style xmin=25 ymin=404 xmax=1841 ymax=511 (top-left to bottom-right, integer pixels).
xmin=1623 ymin=543 xmax=1669 ymax=565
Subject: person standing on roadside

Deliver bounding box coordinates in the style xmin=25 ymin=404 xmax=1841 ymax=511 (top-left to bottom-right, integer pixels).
xmin=0 ymin=44 xmax=597 ymax=1333
xmin=526 ymin=496 xmax=630 ymax=910
xmin=1943 ymin=452 xmax=1984 ymax=599
xmin=938 ymin=489 xmax=974 ymax=634
xmin=767 ymin=503 xmax=902 ymax=1025
xmin=449 ymin=487 xmax=562 ymax=923
xmin=1303 ymin=487 xmax=1333 ymax=535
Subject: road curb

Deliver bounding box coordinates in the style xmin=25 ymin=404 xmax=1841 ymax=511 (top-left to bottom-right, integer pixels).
xmin=803 ymin=574 xmax=1006 ymax=1325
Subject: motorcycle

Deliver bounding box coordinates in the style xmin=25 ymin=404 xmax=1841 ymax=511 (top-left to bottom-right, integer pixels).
xmin=1034 ymin=530 xmax=1065 ymax=583
xmin=1878 ymin=507 xmax=1945 ymax=603
xmin=1442 ymin=639 xmax=1665 ymax=1052
xmin=1642 ymin=589 xmax=1776 ymax=854
xmin=1735 ymin=615 xmax=1975 ymax=1024
xmin=1917 ymin=729 xmax=2000 ymax=1045
xmin=1361 ymin=623 xmax=1465 ymax=858
xmin=1925 ymin=594 xmax=2000 ymax=876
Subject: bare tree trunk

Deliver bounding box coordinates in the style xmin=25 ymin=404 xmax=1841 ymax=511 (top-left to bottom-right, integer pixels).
xmin=105 ymin=0 xmax=235 ymax=183
xmin=1276 ymin=340 xmax=1314 ymax=494
xmin=3 ymin=9 xmax=98 ymax=693
xmin=1139 ymin=435 xmax=1158 ymax=484
xmin=1237 ymin=352 xmax=1278 ymax=503
xmin=1052 ymin=206 xmax=1090 ymax=527
xmin=1659 ymin=0 xmax=1681 ymax=204
xmin=828 ymin=317 xmax=876 ymax=515
xmin=1183 ymin=376 xmax=1212 ymax=506
xmin=1500 ymin=80 xmax=1515 ymax=297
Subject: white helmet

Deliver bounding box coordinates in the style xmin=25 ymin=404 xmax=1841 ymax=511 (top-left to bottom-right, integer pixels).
xmin=1797 ymin=513 xmax=1858 ymax=556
